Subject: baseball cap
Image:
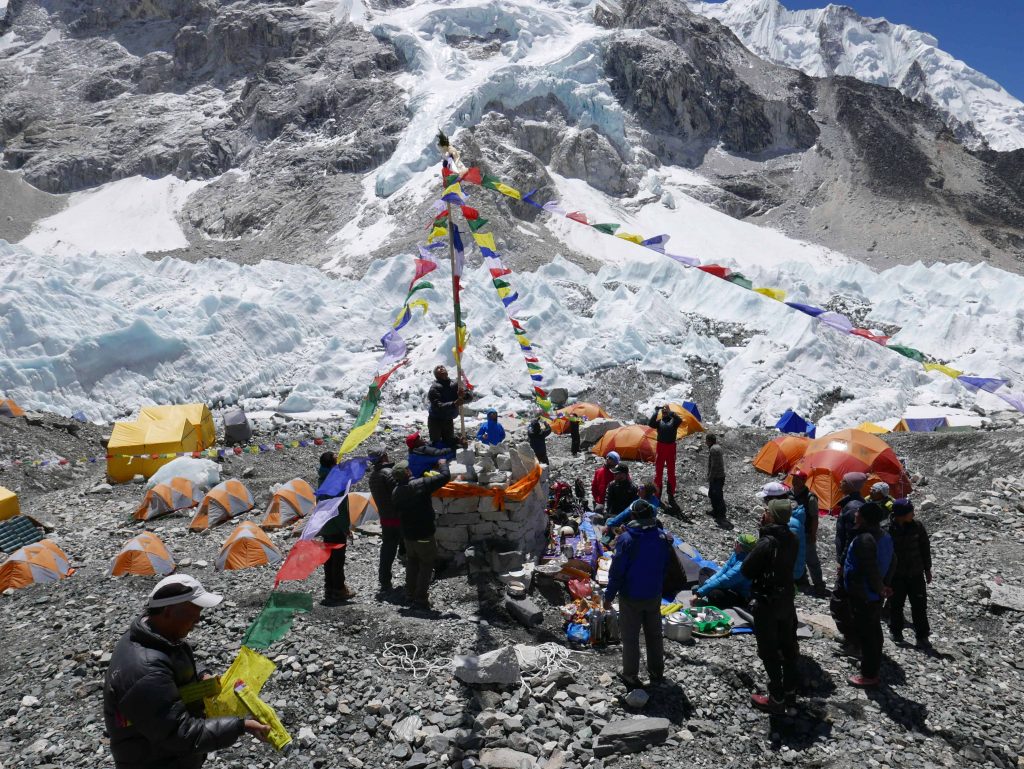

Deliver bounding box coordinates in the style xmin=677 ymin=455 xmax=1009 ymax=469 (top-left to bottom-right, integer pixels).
xmin=393 ymin=459 xmax=410 ymax=473
xmin=147 ymin=575 xmax=223 ymax=609
xmin=757 ymin=481 xmax=790 ymax=499
xmin=891 ymin=498 xmax=914 ymax=516
xmin=405 ymin=432 xmax=421 ymax=449
xmin=367 ymin=446 xmax=387 ymax=463
xmin=614 ymin=463 xmax=630 ymax=475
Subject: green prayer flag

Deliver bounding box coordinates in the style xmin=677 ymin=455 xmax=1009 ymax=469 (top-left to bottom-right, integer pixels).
xmin=888 ymin=345 xmax=926 ymax=363
xmin=482 ymin=174 xmax=502 ymax=191
xmin=406 ymin=281 xmax=434 ymax=299
xmin=354 ymin=383 xmax=381 ymax=427
xmin=591 ymin=223 xmax=620 ymax=235
xmin=492 ymin=278 xmax=510 ymax=289
xmin=727 ymin=273 xmax=753 ymax=290
xmin=241 ymin=592 xmax=314 ymax=650
xmin=468 ymin=218 xmax=489 ymax=232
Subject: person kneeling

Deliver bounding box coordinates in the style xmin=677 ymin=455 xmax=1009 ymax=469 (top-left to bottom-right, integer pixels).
xmin=692 ymin=533 xmax=756 ymax=609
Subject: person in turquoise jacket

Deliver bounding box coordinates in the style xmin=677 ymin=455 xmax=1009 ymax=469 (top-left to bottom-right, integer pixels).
xmin=693 ymin=533 xmax=757 ymax=608
xmin=475 ymin=410 xmax=506 ymax=445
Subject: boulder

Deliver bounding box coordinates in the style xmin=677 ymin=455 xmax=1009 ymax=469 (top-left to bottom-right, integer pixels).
xmin=549 ymin=388 xmax=569 ymax=408
xmin=579 ymin=418 xmax=623 ymax=447
xmin=504 ymin=596 xmax=544 ymax=628
xmin=453 ymin=646 xmax=521 ymax=685
xmin=480 ymin=747 xmax=537 ymax=768
xmin=593 ymin=717 xmax=670 ymax=757
xmin=986 ymin=581 xmax=1024 ymax=612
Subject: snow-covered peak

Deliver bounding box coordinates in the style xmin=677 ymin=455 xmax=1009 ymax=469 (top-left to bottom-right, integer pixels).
xmin=687 ymin=0 xmax=1024 ymax=151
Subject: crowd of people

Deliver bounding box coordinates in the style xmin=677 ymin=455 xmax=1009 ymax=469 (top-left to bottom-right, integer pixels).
xmin=101 ymin=371 xmax=935 ymax=767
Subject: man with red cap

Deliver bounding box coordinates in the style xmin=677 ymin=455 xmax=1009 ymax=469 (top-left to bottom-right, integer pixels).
xmin=791 ymin=468 xmax=827 ymax=597
xmin=405 ymin=431 xmax=451 ymax=478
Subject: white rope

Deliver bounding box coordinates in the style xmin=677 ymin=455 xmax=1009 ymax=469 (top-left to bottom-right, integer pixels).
xmin=376 ymin=642 xmax=451 ymax=681
xmin=514 ymin=642 xmax=586 ymax=676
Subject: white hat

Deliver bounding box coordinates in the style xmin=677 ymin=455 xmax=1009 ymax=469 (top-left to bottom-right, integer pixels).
xmin=757 ymin=481 xmax=791 ymax=499
xmin=870 ymin=481 xmax=890 ymax=495
xmin=147 ymin=574 xmax=223 ymax=609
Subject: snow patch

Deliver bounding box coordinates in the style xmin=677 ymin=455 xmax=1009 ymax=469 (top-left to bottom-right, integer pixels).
xmin=20 ymin=175 xmax=211 ymax=256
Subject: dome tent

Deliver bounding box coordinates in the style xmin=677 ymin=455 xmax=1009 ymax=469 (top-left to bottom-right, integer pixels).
xmin=109 ymin=532 xmax=176 ymax=577
xmin=215 ymin=522 xmax=282 ymax=572
xmin=190 ymin=480 xmax=254 ymax=531
xmin=261 ymin=479 xmax=316 ymax=530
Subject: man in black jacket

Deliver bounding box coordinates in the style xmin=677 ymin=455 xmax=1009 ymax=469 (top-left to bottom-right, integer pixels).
xmin=392 ymin=458 xmax=451 ymax=610
xmin=831 ymin=471 xmax=867 ymax=653
xmin=605 ymin=463 xmax=639 ymax=521
xmin=103 ymin=575 xmax=269 ymax=769
xmin=844 ymin=502 xmax=896 ymax=687
xmin=367 ymin=448 xmax=402 ymax=597
xmin=527 ymin=416 xmax=552 ymax=464
xmin=887 ymin=498 xmax=932 ymax=650
xmin=742 ymin=498 xmax=800 ymax=715
xmin=427 ymin=365 xmax=471 ymax=448
xmin=648 ymin=405 xmax=683 ymax=508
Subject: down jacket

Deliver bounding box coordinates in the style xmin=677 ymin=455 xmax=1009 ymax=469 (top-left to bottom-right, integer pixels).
xmin=103 ymin=617 xmax=244 ymax=769
xmin=393 ymin=464 xmax=451 ymax=540
xmin=696 ymin=551 xmax=752 ymax=600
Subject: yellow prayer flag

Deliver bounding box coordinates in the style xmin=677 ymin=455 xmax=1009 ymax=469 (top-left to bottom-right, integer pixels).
xmin=337 ymin=408 xmax=382 ymax=457
xmin=615 ymin=232 xmax=644 ymax=244
xmin=473 ymin=232 xmax=496 ymax=252
xmin=495 ymin=182 xmax=521 ymax=200
xmin=455 ymin=326 xmax=469 ymax=350
xmin=206 ymin=646 xmax=276 ymax=718
xmin=443 ymin=182 xmax=463 ymax=198
xmin=923 ymin=362 xmax=963 ymax=378
xmin=754 ymin=287 xmax=787 ymax=302
xmin=427 ymin=226 xmax=448 ymax=243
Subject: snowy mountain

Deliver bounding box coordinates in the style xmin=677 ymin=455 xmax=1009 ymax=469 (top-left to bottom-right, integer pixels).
xmin=687 ymin=0 xmax=1024 ymax=151
xmin=2 ymin=0 xmax=1024 ymax=429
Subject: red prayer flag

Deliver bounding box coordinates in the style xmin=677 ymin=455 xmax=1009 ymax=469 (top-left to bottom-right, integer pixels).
xmin=697 ymin=265 xmax=730 ymax=279
xmin=489 ymin=267 xmax=512 ymax=278
xmin=460 ymin=167 xmax=483 ymax=185
xmin=851 ymin=328 xmax=891 ymax=345
xmin=274 ymin=540 xmax=344 ymax=587
xmin=412 ymin=258 xmax=437 ymax=283
xmin=567 ymin=211 xmax=589 ymax=225
xmin=533 ymin=387 xmax=548 ymax=397
xmin=460 ymin=205 xmax=479 ymax=220
xmin=374 ymin=360 xmax=408 ymax=389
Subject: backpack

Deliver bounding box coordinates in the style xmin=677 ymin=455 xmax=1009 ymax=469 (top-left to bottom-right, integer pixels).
xmin=662 ymin=536 xmax=688 ymax=598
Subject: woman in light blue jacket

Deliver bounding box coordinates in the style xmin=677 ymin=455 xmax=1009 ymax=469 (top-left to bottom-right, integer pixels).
xmin=693 ymin=534 xmax=756 ymax=608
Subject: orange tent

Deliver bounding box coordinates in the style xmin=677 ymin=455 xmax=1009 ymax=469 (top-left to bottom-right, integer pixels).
xmin=666 ymin=403 xmax=704 ymax=439
xmin=134 ymin=478 xmax=203 ymax=521
xmin=109 ymin=532 xmax=176 ymax=577
xmin=752 ymin=435 xmax=811 ymax=475
xmin=591 ymin=425 xmax=658 ymax=462
xmin=190 ymin=480 xmax=254 ymax=531
xmin=791 ymin=428 xmax=911 ymax=511
xmin=0 ymin=539 xmax=74 ymax=591
xmin=551 ymin=402 xmax=610 ymax=435
xmin=347 ymin=492 xmax=378 ymax=527
xmin=0 ymin=398 xmax=26 ymax=418
xmin=215 ymin=522 xmax=282 ymax=571
xmin=261 ymin=479 xmax=316 ymax=530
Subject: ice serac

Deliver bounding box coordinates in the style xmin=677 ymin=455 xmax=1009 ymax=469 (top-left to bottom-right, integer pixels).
xmin=687 ymin=0 xmax=1024 ymax=151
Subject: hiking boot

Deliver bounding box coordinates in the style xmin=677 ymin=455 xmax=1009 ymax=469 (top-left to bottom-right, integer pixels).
xmin=838 ymin=641 xmax=863 ymax=660
xmin=320 ymin=595 xmax=345 ymax=607
xmin=410 ymin=600 xmax=432 ymax=612
xmin=812 ymin=585 xmax=831 ymax=598
xmin=618 ymin=673 xmax=644 ymax=690
xmin=848 ymin=674 xmax=881 ymax=688
xmin=915 ymin=637 xmax=933 ymax=651
xmin=750 ymin=694 xmax=785 ymax=715
xmin=648 ymin=674 xmax=666 ymax=686
xmin=891 ymin=630 xmax=906 ymax=645
xmin=339 ymin=585 xmax=356 ymax=600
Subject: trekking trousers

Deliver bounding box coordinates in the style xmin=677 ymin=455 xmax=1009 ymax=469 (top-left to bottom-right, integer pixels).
xmin=323 ymin=545 xmax=347 ymax=600
xmin=697 ymin=588 xmax=746 ymax=610
xmin=752 ymin=597 xmax=799 ymax=700
xmin=708 ymin=477 xmax=726 ymax=517
xmin=830 ymin=568 xmax=855 ymax=642
xmin=427 ymin=417 xmax=457 ymax=448
xmin=850 ymin=598 xmax=884 ymax=679
xmin=889 ymin=573 xmax=930 ymax=642
xmin=618 ymin=596 xmax=664 ymax=681
xmin=569 ymin=422 xmax=581 ymax=455
xmin=654 ymin=442 xmax=678 ymax=496
xmin=404 ymin=537 xmax=437 ymax=604
xmin=379 ymin=525 xmax=402 ymax=589
xmin=805 ymin=537 xmax=825 ymax=589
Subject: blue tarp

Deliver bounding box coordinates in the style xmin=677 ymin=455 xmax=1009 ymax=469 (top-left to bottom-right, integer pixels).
xmin=775 ymin=409 xmax=816 ymax=438
xmin=901 ymin=417 xmax=946 ymax=433
xmin=682 ymin=401 xmax=702 ymax=423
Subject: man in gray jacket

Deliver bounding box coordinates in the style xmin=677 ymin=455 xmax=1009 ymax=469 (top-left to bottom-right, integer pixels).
xmin=103 ymin=575 xmax=269 ymax=768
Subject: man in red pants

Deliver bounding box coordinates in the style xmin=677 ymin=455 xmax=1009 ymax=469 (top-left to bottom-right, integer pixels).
xmin=648 ymin=405 xmax=683 ymax=509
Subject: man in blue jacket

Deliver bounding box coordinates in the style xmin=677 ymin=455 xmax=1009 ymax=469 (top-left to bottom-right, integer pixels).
xmin=603 ymin=501 xmax=672 ymax=690
xmin=844 ymin=501 xmax=896 ymax=687
xmin=692 ymin=533 xmax=756 ymax=608
xmin=475 ymin=409 xmax=506 ymax=445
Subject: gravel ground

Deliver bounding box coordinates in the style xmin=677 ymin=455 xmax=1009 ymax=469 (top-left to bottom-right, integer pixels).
xmin=2 ymin=414 xmax=1024 ymax=769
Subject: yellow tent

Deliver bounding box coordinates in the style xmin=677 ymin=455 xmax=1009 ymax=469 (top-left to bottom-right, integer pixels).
xmin=0 ymin=486 xmax=20 ymax=521
xmin=855 ymin=421 xmax=891 ymax=434
xmin=107 ymin=404 xmax=216 ymax=483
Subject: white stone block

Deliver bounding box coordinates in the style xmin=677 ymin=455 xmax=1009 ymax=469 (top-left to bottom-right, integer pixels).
xmin=495 ymin=454 xmax=512 ymax=471
xmin=456 ymin=449 xmax=476 ymax=466
xmin=444 ymin=496 xmax=481 ymax=514
xmin=480 ymin=508 xmax=509 ymax=522
xmin=478 ymin=495 xmax=501 ymax=513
